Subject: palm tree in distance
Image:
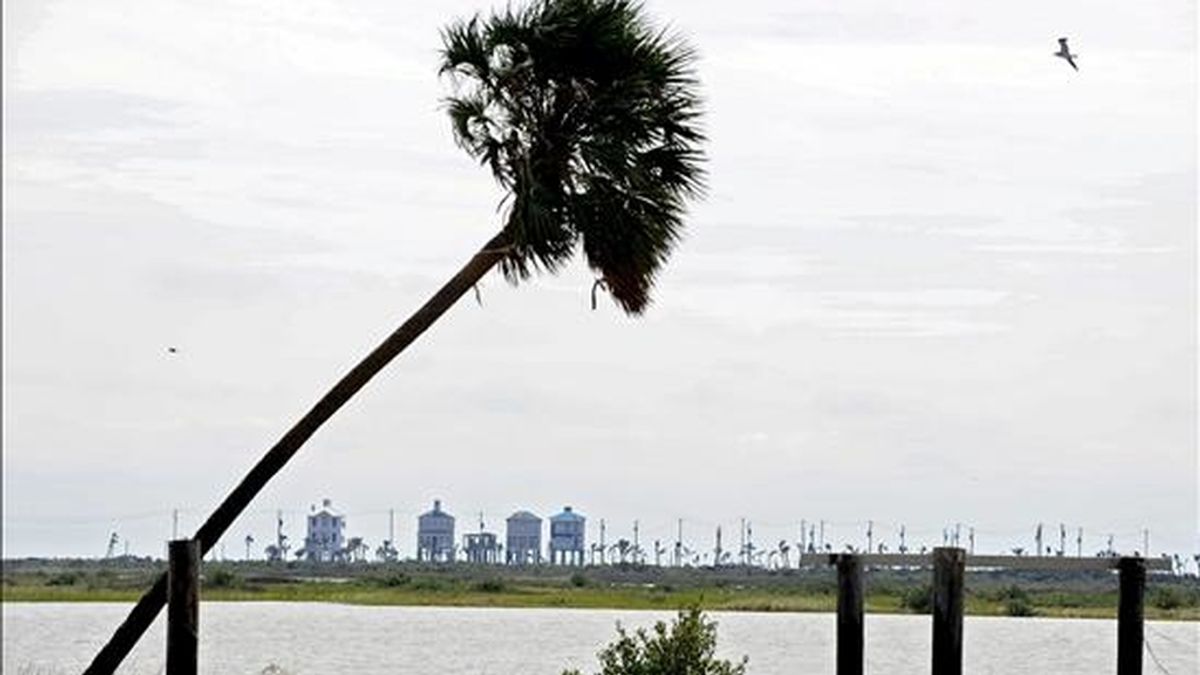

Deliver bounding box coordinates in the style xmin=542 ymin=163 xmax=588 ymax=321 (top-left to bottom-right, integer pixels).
xmin=84 ymin=1 xmax=704 ymax=671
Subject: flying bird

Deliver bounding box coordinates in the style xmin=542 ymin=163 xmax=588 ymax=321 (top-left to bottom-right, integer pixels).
xmin=1054 ymin=37 xmax=1078 ymax=71
xmin=167 ymin=347 xmax=178 ymax=354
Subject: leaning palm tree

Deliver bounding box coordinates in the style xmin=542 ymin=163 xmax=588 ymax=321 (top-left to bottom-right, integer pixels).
xmin=84 ymin=0 xmax=704 ymax=671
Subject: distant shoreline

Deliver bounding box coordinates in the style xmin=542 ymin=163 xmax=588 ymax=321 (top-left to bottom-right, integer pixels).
xmin=3 ymin=558 xmax=1197 ymax=621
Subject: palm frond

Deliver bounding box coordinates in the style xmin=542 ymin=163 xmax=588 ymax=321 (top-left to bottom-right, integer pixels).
xmin=440 ymin=0 xmax=705 ymax=314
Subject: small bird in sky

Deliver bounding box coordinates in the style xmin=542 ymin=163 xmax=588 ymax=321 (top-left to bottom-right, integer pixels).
xmin=167 ymin=347 xmax=178 ymax=354
xmin=1054 ymin=37 xmax=1079 ymax=71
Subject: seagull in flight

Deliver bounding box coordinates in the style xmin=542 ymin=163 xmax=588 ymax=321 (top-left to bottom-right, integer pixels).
xmin=1054 ymin=37 xmax=1078 ymax=71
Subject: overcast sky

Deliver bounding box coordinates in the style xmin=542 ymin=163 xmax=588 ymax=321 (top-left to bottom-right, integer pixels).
xmin=3 ymin=0 xmax=1196 ymax=562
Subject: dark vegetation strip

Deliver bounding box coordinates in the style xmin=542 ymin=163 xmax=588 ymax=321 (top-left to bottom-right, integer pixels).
xmin=3 ymin=559 xmax=1197 ymax=620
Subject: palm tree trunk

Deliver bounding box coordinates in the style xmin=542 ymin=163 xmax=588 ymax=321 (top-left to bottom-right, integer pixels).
xmin=84 ymin=230 xmax=512 ymax=674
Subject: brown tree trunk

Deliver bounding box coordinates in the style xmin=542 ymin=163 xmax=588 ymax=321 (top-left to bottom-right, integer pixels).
xmin=84 ymin=231 xmax=512 ymax=675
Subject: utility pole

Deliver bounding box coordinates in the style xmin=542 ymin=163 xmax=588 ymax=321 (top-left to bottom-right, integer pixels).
xmin=800 ymin=519 xmax=807 ymax=554
xmin=633 ymin=520 xmax=640 ymax=564
xmin=867 ymin=520 xmax=874 ymax=553
xmin=968 ymin=527 xmax=975 ymax=555
xmin=389 ymin=508 xmax=395 ymax=546
xmin=819 ymin=520 xmax=826 ymax=551
xmin=899 ymin=525 xmax=907 ymax=554
xmin=738 ymin=518 xmax=745 ymax=565
xmin=1076 ymin=527 xmax=1083 ymax=558
xmin=1035 ymin=523 xmax=1043 ymax=557
xmin=714 ymin=526 xmax=723 ymax=565
xmin=1058 ymin=524 xmax=1066 ymax=556
xmin=599 ymin=519 xmax=607 ymax=565
xmin=675 ymin=519 xmax=683 ymax=567
xmin=954 ymin=523 xmax=961 ymax=548
xmin=1143 ymin=529 xmax=1150 ymax=557
xmin=172 ymin=509 xmax=179 ymax=540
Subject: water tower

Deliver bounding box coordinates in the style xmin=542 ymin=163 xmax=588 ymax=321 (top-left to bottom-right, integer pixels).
xmin=549 ymin=506 xmax=586 ymax=566
xmin=417 ymin=499 xmax=455 ymax=562
xmin=505 ymin=511 xmax=543 ymax=565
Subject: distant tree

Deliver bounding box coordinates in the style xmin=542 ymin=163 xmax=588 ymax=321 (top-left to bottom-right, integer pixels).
xmin=84 ymin=1 xmax=704 ymax=670
xmin=564 ymin=608 xmax=746 ymax=675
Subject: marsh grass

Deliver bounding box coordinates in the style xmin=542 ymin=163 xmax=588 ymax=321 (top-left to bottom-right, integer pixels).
xmin=4 ymin=560 xmax=1197 ymax=620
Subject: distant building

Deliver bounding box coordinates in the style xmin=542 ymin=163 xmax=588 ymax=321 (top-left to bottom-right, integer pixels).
xmin=417 ymin=499 xmax=455 ymax=562
xmin=303 ymin=498 xmax=345 ymax=562
xmin=506 ymin=511 xmax=543 ymax=565
xmin=464 ymin=531 xmax=500 ymax=564
xmin=549 ymin=506 xmax=586 ymax=565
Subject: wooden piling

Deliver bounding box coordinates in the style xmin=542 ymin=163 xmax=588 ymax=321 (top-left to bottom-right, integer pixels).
xmin=835 ymin=553 xmax=864 ymax=675
xmin=167 ymin=539 xmax=200 ymax=675
xmin=932 ymin=547 xmax=964 ymax=675
xmin=1117 ymin=557 xmax=1145 ymax=675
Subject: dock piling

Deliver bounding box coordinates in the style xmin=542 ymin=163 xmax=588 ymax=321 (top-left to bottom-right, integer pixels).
xmin=835 ymin=553 xmax=864 ymax=675
xmin=167 ymin=539 xmax=200 ymax=675
xmin=932 ymin=547 xmax=965 ymax=675
xmin=1117 ymin=557 xmax=1145 ymax=675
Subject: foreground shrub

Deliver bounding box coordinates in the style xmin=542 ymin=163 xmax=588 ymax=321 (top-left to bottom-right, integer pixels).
xmin=564 ymin=607 xmax=746 ymax=675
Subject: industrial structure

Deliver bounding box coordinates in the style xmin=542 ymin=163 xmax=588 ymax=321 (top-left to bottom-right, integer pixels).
xmin=417 ymin=499 xmax=455 ymax=562
xmin=505 ymin=510 xmax=543 ymax=564
xmin=463 ymin=513 xmax=500 ymax=563
xmin=549 ymin=506 xmax=586 ymax=565
xmin=302 ymin=498 xmax=345 ymax=562
xmin=464 ymin=531 xmax=499 ymax=563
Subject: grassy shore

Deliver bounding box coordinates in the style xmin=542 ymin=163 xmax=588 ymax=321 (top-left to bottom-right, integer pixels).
xmin=4 ymin=558 xmax=1198 ymax=621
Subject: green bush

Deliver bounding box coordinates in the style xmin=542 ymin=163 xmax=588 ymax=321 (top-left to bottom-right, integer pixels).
xmin=472 ymin=579 xmax=506 ymax=593
xmin=205 ymin=568 xmax=240 ymax=589
xmin=46 ymin=573 xmax=79 ymax=587
xmin=372 ymin=573 xmax=411 ymax=588
xmin=1005 ymin=596 xmax=1037 ymax=617
xmin=900 ymin=585 xmax=931 ymax=614
xmin=563 ymin=608 xmax=746 ymax=675
xmin=1151 ymin=587 xmax=1182 ymax=611
xmin=410 ymin=578 xmax=447 ymax=592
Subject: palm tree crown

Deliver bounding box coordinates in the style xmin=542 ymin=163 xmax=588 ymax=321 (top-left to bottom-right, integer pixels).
xmin=440 ymin=0 xmax=705 ymax=314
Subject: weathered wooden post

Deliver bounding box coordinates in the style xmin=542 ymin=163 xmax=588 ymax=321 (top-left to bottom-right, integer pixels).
xmin=835 ymin=553 xmax=864 ymax=675
xmin=167 ymin=539 xmax=200 ymax=675
xmin=1117 ymin=557 xmax=1145 ymax=675
xmin=932 ymin=547 xmax=965 ymax=675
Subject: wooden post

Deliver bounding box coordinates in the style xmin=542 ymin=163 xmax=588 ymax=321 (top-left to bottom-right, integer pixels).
xmin=1117 ymin=557 xmax=1145 ymax=675
xmin=167 ymin=539 xmax=200 ymax=675
xmin=835 ymin=553 xmax=864 ymax=675
xmin=932 ymin=547 xmax=965 ymax=675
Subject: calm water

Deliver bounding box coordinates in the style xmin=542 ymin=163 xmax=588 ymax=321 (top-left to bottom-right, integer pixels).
xmin=3 ymin=603 xmax=1197 ymax=675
